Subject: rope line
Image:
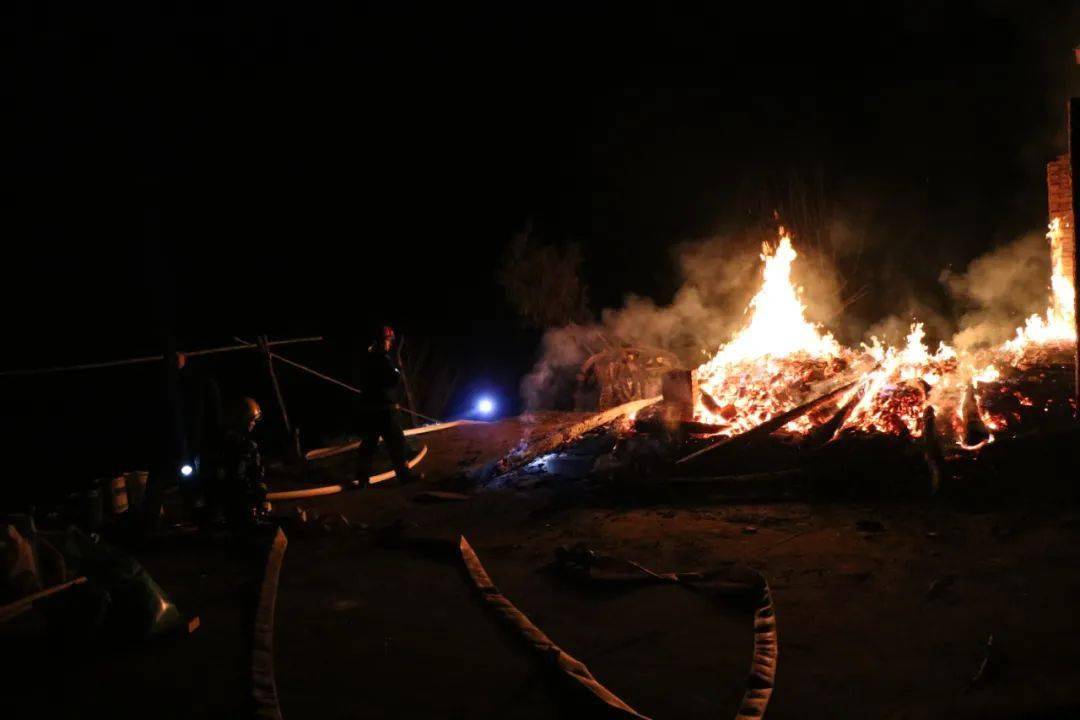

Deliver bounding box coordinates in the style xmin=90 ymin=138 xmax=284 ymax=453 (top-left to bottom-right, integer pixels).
xmin=232 ymin=336 xmax=444 ymax=425
xmin=0 ymin=337 xmax=322 ymax=378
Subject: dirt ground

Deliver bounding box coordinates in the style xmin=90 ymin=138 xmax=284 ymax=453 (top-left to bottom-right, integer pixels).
xmin=7 ymin=416 xmax=1080 ymax=719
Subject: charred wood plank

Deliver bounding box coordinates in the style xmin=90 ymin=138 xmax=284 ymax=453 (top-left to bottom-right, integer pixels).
xmin=677 ymin=379 xmax=860 ymax=465
xmin=661 ymin=369 xmax=698 ymax=422
xmin=495 ymin=396 xmax=661 ymax=475
xmin=802 ymin=379 xmax=868 ymax=449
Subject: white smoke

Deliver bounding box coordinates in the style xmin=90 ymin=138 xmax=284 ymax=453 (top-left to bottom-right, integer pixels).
xmin=944 ymin=230 xmax=1051 ymax=351
xmin=520 ymin=231 xmax=850 ymax=409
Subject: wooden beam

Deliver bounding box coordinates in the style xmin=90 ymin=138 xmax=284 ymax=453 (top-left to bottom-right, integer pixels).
xmin=494 ymin=396 xmax=661 ymax=475
xmin=677 ymin=378 xmax=860 ymax=464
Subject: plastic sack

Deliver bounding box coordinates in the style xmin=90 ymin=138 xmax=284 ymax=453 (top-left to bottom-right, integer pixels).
xmin=59 ymin=528 xmax=183 ymax=638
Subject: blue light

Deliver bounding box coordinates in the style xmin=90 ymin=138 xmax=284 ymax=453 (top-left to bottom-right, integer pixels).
xmin=474 ymin=396 xmax=496 ymax=417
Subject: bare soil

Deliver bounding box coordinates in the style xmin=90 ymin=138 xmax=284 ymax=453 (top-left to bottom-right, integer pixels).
xmin=7 ymin=417 xmax=1080 ymax=719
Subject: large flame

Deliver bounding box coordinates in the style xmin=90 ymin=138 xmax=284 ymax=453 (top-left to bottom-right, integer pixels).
xmin=1003 ymin=218 xmax=1076 ymax=354
xmin=694 ymin=229 xmax=848 ymax=435
xmin=702 ymin=231 xmax=840 ymax=365
xmin=689 ymin=221 xmax=1075 ymax=447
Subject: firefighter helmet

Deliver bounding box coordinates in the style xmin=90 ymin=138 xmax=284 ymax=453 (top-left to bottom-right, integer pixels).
xmin=229 ymin=397 xmax=263 ymax=430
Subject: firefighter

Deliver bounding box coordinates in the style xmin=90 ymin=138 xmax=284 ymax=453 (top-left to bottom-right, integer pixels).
xmin=216 ymin=397 xmax=270 ymax=528
xmin=348 ymin=325 xmax=420 ymax=489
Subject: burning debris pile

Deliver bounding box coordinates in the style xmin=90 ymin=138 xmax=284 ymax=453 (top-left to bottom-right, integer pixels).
xmin=505 ymin=180 xmax=1078 ymax=498
xmin=679 ymin=219 xmax=1076 ymax=452
xmin=499 ymin=215 xmax=1078 ymax=498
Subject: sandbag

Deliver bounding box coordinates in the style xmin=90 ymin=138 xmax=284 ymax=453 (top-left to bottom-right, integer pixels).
xmin=59 ymin=528 xmax=183 ymax=638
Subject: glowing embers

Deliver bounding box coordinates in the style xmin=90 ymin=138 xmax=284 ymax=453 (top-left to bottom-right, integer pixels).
xmin=841 ymin=324 xmax=959 ymax=439
xmin=690 ymin=221 xmax=1077 ymax=447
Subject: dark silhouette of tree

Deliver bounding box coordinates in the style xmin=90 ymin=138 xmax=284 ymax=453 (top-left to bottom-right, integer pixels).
xmin=498 ymin=225 xmax=591 ymax=329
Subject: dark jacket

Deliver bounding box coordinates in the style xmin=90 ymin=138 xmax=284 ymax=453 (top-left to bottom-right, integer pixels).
xmin=357 ymin=348 xmax=402 ymax=407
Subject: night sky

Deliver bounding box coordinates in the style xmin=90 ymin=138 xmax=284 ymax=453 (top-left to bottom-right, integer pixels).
xmin=5 ymin=2 xmax=1079 ymax=480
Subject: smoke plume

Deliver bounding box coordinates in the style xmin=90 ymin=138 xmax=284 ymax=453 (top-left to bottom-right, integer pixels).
xmin=520 ymin=229 xmax=852 ymax=409
xmin=944 ymin=229 xmax=1053 ymax=351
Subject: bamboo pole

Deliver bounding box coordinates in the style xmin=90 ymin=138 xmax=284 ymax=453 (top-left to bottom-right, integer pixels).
xmin=258 ymin=335 xmax=301 ymax=463
xmin=0 ymin=337 xmax=322 ymax=378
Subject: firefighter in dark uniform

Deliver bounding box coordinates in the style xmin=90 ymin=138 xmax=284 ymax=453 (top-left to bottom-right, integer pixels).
xmin=349 ymin=325 xmax=420 ymax=488
xmin=217 ymin=397 xmax=270 ymax=528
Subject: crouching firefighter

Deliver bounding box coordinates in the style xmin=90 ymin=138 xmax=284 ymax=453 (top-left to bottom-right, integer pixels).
xmin=216 ymin=397 xmax=271 ymax=528
xmin=348 ymin=325 xmax=421 ymax=489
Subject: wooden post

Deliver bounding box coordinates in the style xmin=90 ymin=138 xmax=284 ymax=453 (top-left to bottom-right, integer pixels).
xmin=258 ymin=335 xmax=301 ymax=463
xmin=661 ymin=369 xmax=698 ymax=423
xmin=395 ymin=335 xmax=418 ymax=429
xmin=1070 ymin=99 xmax=1080 ymax=417
xmin=142 ymin=341 xmax=185 ymax=539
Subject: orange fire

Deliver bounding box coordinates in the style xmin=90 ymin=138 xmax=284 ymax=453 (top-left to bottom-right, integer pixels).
xmin=1003 ymin=218 xmax=1076 ymax=355
xmin=691 ymin=221 xmax=1076 ymax=447
xmin=694 ymin=230 xmax=851 ymax=435
xmin=841 ymin=323 xmax=958 ymax=438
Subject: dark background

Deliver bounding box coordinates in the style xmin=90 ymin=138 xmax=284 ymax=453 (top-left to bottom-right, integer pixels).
xmin=4 ymin=2 xmax=1079 ymax=487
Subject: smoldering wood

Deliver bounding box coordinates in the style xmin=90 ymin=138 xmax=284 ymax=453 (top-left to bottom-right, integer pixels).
xmin=677 ymin=378 xmax=860 ymax=465
xmin=700 ymin=388 xmax=723 ymax=415
xmin=494 ymin=396 xmax=662 ymax=476
xmin=802 ymin=379 xmax=868 ymax=449
xmin=660 ymin=369 xmax=698 ymax=422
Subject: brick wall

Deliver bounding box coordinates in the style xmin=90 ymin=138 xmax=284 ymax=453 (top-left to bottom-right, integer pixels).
xmin=1047 ymin=154 xmax=1075 ymax=279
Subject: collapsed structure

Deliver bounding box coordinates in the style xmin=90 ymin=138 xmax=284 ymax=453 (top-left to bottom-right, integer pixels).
xmin=638 ymin=149 xmax=1079 ymax=459
xmin=683 ymin=213 xmax=1075 ymax=452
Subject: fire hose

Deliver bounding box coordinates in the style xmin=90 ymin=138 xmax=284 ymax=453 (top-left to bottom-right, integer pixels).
xmin=304 ymin=420 xmax=482 ymax=461
xmin=266 ymin=445 xmax=428 ymax=501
